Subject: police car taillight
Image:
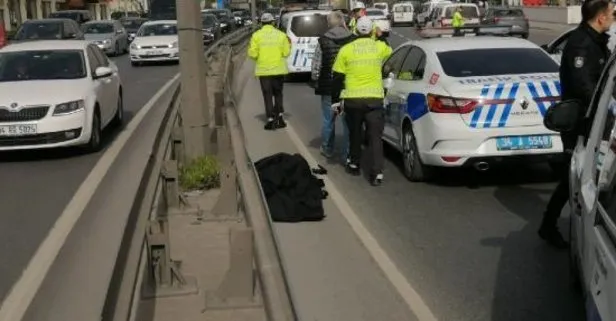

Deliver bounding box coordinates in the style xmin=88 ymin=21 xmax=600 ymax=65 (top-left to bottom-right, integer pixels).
xmin=427 ymin=94 xmax=478 ymax=114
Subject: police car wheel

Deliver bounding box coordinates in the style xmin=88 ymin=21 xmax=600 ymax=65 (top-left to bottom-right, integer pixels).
xmin=402 ymin=125 xmax=432 ymax=182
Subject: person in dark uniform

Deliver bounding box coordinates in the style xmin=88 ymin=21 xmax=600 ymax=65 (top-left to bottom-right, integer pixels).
xmin=539 ymin=0 xmax=614 ymax=249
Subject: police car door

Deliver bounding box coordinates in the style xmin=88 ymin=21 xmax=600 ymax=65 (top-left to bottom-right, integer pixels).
xmin=386 ymin=46 xmax=427 ymax=145
xmin=542 ymin=29 xmax=573 ymax=63
xmin=383 ymin=46 xmax=411 ymax=143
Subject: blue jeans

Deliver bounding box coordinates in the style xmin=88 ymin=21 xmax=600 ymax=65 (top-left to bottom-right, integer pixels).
xmin=320 ymin=95 xmax=349 ymax=158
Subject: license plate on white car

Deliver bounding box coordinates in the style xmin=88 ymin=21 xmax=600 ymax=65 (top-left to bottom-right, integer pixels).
xmin=496 ymin=135 xmax=552 ymax=151
xmin=0 ymin=124 xmax=37 ymax=136
xmin=146 ymin=50 xmax=163 ymax=55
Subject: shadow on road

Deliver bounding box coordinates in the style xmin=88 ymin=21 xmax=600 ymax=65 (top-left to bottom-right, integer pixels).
xmin=487 ymin=186 xmax=586 ymax=320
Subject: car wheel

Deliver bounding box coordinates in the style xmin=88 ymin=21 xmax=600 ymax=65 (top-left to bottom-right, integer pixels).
xmin=111 ymin=91 xmax=124 ymax=127
xmin=402 ymin=124 xmax=432 ymax=182
xmin=521 ymin=33 xmax=529 ymax=39
xmin=85 ymin=109 xmax=103 ymax=153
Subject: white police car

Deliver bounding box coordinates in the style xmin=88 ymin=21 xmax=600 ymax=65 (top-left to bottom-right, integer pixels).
xmin=383 ymin=28 xmax=563 ymax=181
xmin=543 ymin=52 xmax=616 ymax=321
xmin=278 ymin=9 xmax=330 ymax=74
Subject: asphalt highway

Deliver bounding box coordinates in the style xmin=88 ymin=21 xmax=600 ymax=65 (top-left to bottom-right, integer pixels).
xmin=282 ymin=26 xmax=584 ymax=321
xmin=0 ymin=55 xmax=178 ymax=303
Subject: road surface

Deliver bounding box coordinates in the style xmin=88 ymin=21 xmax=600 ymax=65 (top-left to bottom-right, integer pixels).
xmin=281 ymin=26 xmax=585 ymax=321
xmin=0 ymin=56 xmax=178 ymax=303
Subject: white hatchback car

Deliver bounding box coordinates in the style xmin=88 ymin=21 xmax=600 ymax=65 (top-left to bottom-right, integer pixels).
xmin=129 ymin=20 xmax=179 ymax=66
xmin=0 ymin=40 xmax=123 ymax=152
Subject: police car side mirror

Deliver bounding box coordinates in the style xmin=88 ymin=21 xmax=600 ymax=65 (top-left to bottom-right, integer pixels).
xmin=543 ymin=100 xmax=583 ymax=133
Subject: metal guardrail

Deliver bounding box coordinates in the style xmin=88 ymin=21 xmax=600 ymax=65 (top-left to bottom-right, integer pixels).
xmin=103 ymin=26 xmax=297 ymax=321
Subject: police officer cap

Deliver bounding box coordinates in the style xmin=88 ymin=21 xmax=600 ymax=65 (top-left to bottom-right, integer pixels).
xmin=261 ymin=12 xmax=275 ymax=22
xmin=356 ymin=16 xmax=372 ymax=35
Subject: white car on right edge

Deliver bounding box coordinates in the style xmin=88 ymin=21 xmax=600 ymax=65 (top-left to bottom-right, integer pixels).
xmin=544 ymin=51 xmax=616 ymax=321
xmin=381 ymin=30 xmax=563 ymax=182
xmin=129 ymin=20 xmax=179 ymax=66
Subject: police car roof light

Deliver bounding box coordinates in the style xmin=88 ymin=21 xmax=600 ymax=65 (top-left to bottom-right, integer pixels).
xmin=418 ymin=25 xmax=512 ymax=38
xmin=427 ymin=93 xmax=479 ymax=114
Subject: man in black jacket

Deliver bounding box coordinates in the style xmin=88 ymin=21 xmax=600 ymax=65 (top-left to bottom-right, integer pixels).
xmin=311 ymin=11 xmax=355 ymax=159
xmin=539 ymin=0 xmax=613 ymax=249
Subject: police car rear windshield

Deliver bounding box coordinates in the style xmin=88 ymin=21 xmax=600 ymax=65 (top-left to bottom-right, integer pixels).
xmin=290 ymin=14 xmax=329 ymax=37
xmin=437 ymin=48 xmax=558 ymax=77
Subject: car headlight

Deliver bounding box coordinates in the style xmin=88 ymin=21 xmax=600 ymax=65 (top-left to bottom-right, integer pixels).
xmin=53 ymin=100 xmax=85 ymax=115
xmin=130 ymin=43 xmax=140 ymax=50
xmin=169 ymin=41 xmax=178 ymax=48
xmin=221 ymin=23 xmax=227 ymax=27
xmin=103 ymin=39 xmax=111 ymax=44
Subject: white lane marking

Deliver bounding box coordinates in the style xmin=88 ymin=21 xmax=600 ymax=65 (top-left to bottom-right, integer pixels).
xmin=0 ymin=73 xmax=181 ymax=321
xmin=285 ymin=124 xmax=439 ymax=321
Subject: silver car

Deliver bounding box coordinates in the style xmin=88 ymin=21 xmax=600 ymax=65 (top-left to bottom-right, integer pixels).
xmin=480 ymin=7 xmax=529 ymax=39
xmin=82 ymin=20 xmax=129 ymax=55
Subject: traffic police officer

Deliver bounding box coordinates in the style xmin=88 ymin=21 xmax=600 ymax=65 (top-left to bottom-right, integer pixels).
xmin=452 ymin=6 xmax=464 ymax=36
xmin=539 ymin=0 xmax=614 ymax=249
xmin=331 ymin=17 xmax=392 ymax=186
xmin=248 ymin=12 xmax=291 ymax=130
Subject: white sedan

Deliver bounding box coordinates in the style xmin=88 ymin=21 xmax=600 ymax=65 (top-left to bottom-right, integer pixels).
xmin=0 ymin=40 xmax=123 ymax=152
xmin=365 ymin=8 xmax=391 ymax=36
xmin=130 ymin=20 xmax=179 ymax=66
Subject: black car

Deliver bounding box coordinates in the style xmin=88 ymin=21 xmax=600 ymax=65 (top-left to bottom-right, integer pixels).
xmin=119 ymin=17 xmax=148 ymax=42
xmin=201 ymin=13 xmax=222 ymax=45
xmin=232 ymin=9 xmax=251 ymax=27
xmin=48 ymin=10 xmax=92 ymax=24
xmin=202 ymin=9 xmax=235 ymax=34
xmin=10 ymin=19 xmax=84 ymax=42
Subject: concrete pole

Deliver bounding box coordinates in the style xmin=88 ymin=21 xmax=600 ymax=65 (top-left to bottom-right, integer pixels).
xmin=176 ymin=0 xmax=211 ymax=161
xmin=251 ymin=0 xmax=256 ymax=22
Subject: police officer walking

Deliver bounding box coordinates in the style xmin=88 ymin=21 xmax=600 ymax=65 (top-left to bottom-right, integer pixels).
xmin=452 ymin=6 xmax=464 ymax=37
xmin=539 ymin=0 xmax=614 ymax=249
xmin=248 ymin=13 xmax=291 ymax=130
xmin=331 ymin=17 xmax=392 ymax=186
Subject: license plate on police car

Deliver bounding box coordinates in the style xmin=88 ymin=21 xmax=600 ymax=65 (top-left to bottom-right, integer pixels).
xmin=496 ymin=135 xmax=552 ymax=151
xmin=0 ymin=124 xmax=37 ymax=136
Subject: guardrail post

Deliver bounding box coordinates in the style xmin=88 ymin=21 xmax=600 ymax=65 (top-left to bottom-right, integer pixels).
xmin=143 ymin=218 xmax=198 ymax=299
xmin=161 ymin=160 xmax=180 ymax=209
xmin=172 ymin=126 xmax=184 ymax=165
xmin=205 ymin=227 xmax=261 ymax=309
xmin=212 ymin=93 xmax=239 ymax=219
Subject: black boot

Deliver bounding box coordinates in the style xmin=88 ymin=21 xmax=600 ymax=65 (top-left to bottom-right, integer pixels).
xmin=370 ymin=173 xmax=383 ymax=186
xmin=276 ymin=114 xmax=287 ymax=128
xmin=538 ymin=218 xmax=568 ymax=249
xmin=345 ymin=162 xmax=360 ymax=176
xmin=264 ymin=119 xmax=276 ymax=130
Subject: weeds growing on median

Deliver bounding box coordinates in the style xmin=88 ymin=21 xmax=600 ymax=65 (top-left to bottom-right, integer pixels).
xmin=179 ymin=155 xmax=220 ymax=191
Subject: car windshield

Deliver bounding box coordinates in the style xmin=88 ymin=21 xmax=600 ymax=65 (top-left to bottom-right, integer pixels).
xmin=437 ymin=48 xmax=559 ymax=77
xmin=137 ymin=23 xmax=177 ymax=36
xmin=444 ymin=6 xmax=478 ymax=18
xmin=265 ymin=8 xmax=279 ymax=15
xmin=82 ymin=23 xmax=114 ymax=34
xmin=366 ymin=9 xmax=384 ymax=16
xmin=374 ymin=4 xmax=387 ymax=10
xmin=290 ymin=14 xmax=328 ymax=37
xmin=206 ymin=10 xmax=228 ymax=19
xmin=15 ymin=22 xmax=62 ymax=40
xmin=0 ymin=50 xmax=86 ymax=81
xmin=493 ymin=9 xmax=524 ymax=17
xmin=120 ymin=19 xmax=146 ymax=30
xmin=202 ymin=15 xmax=216 ymax=28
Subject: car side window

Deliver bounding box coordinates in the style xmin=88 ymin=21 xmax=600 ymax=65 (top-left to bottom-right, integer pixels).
xmin=86 ymin=46 xmax=100 ymax=75
xmin=551 ymin=30 xmax=572 ymax=54
xmin=398 ymin=47 xmax=424 ymax=80
xmin=62 ymin=21 xmax=71 ymax=37
xmin=383 ymin=46 xmax=410 ymax=78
